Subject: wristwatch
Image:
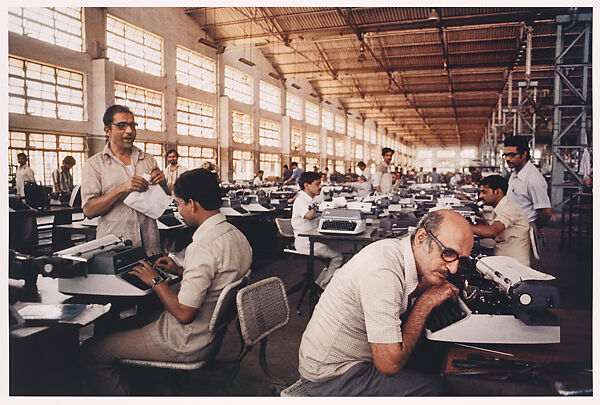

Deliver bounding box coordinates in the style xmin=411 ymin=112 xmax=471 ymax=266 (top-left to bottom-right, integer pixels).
xmin=151 ymin=275 xmax=165 ymax=288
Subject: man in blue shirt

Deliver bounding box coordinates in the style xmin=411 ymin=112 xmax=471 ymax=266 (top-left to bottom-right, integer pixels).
xmin=284 ymin=161 xmax=304 ymax=185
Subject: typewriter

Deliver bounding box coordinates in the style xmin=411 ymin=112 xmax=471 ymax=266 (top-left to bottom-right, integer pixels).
xmin=318 ymin=208 xmax=366 ymax=235
xmin=220 ymin=197 xmax=250 ymax=216
xmin=240 ymin=194 xmax=275 ymax=212
xmin=425 ymin=255 xmax=560 ymax=344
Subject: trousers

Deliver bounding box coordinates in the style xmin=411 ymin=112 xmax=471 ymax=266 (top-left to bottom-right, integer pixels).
xmin=313 ymin=242 xmax=344 ymax=289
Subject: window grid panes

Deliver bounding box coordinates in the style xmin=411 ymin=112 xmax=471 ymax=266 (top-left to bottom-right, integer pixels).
xmin=9 ymin=7 xmax=84 ymax=52
xmin=305 ymin=131 xmax=320 ymax=154
xmin=460 ymin=148 xmax=476 ymax=158
xmin=176 ymin=46 xmax=216 ymax=93
xmin=232 ymin=111 xmax=253 ymax=144
xmin=354 ymin=143 xmax=363 ymax=160
xmin=327 ymin=137 xmax=334 ymax=156
xmin=305 ymin=157 xmax=318 ymax=170
xmin=369 ymin=128 xmax=377 ymax=144
xmin=259 ymin=152 xmax=281 ymax=178
xmin=259 ymin=81 xmax=281 ymax=114
xmin=356 ymin=123 xmax=363 ymax=141
xmin=259 ymin=118 xmax=280 ymax=147
xmin=335 ymin=114 xmax=345 ymax=134
xmin=114 ymin=82 xmax=163 ymax=132
xmin=233 ymin=150 xmax=253 ymax=181
xmin=321 ymin=109 xmax=334 ymax=131
xmin=106 ymin=15 xmax=163 ymax=76
xmin=224 ymin=65 xmax=252 ymax=104
xmin=177 ymin=145 xmax=216 ymax=170
xmin=291 ymin=127 xmax=302 ymax=152
xmin=335 ymin=139 xmax=345 ymax=157
xmin=438 ymin=149 xmax=456 ymax=158
xmin=176 ymin=98 xmax=215 ymax=138
xmin=347 ymin=120 xmax=355 ymax=138
xmin=335 ymin=160 xmax=345 ymax=174
xmin=9 ymin=131 xmax=86 ymax=186
xmin=134 ymin=141 xmax=163 ymax=169
xmin=286 ymin=93 xmax=302 ymax=121
xmin=417 ymin=150 xmax=433 ymax=158
xmin=305 ymin=101 xmax=319 ymax=126
xmin=9 ymin=56 xmax=84 ymax=121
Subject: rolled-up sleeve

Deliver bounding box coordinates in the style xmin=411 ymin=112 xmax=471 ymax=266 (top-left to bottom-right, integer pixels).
xmin=81 ymin=159 xmax=103 ymax=208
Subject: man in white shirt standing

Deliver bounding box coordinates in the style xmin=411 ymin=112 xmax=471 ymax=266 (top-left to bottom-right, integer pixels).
xmin=292 ymin=171 xmax=344 ymax=290
xmin=15 ymin=152 xmax=36 ymax=197
xmin=503 ymin=137 xmax=553 ymax=228
xmin=164 ymin=149 xmax=187 ymax=193
xmin=356 ymin=161 xmax=371 ymax=184
xmin=373 ymin=147 xmax=394 ymax=194
xmin=253 ymin=170 xmax=265 ymax=186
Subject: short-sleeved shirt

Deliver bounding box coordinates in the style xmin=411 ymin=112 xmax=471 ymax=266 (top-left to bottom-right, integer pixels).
xmin=298 ymin=236 xmax=419 ymax=382
xmin=81 ymin=143 xmax=162 ymax=256
xmin=372 ymin=162 xmax=393 ymax=193
xmin=164 ymin=164 xmax=187 ymax=191
xmin=492 ymin=196 xmax=531 ymax=266
xmin=291 ymin=167 xmax=304 ymax=184
xmin=283 ymin=168 xmax=293 ymax=181
xmin=52 ymin=168 xmax=74 ymax=193
xmin=351 ymin=181 xmax=372 ymax=198
xmin=253 ymin=176 xmax=264 ymax=186
xmin=361 ymin=167 xmax=372 ymax=183
xmin=507 ymin=160 xmax=551 ymax=222
xmin=291 ymin=190 xmax=322 ymax=253
xmin=430 ymin=172 xmax=441 ymax=183
xmin=147 ymin=213 xmax=252 ymax=361
xmin=16 ymin=165 xmax=35 ymax=197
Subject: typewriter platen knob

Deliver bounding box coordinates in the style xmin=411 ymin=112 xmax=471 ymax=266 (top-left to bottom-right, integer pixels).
xmin=519 ymin=293 xmax=532 ymax=306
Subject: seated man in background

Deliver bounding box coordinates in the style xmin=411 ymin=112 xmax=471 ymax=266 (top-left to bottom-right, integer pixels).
xmin=292 ymin=171 xmax=344 ymax=290
xmin=298 ymin=209 xmax=473 ymax=396
xmin=343 ymin=175 xmax=371 ymax=198
xmin=471 ymin=175 xmax=531 ymax=266
xmin=52 ymin=155 xmax=76 ymax=194
xmin=81 ymin=169 xmax=253 ymax=395
xmin=253 ymin=169 xmax=265 ymax=186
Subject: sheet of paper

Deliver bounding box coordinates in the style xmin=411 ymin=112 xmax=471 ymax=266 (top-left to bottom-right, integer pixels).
xmin=123 ymin=173 xmax=173 ymax=219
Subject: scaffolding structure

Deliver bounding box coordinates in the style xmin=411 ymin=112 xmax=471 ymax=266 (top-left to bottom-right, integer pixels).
xmin=550 ymin=13 xmax=592 ymax=210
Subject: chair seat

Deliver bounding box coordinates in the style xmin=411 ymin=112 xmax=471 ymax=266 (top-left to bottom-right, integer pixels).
xmin=121 ymin=358 xmax=209 ymax=370
xmin=280 ymin=379 xmax=310 ymax=396
xmin=283 ymin=248 xmax=308 ymax=256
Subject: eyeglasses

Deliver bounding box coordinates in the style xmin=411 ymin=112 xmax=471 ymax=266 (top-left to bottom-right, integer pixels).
xmin=111 ymin=121 xmax=137 ymax=130
xmin=425 ymin=229 xmax=465 ymax=263
xmin=502 ymin=152 xmax=521 ymax=158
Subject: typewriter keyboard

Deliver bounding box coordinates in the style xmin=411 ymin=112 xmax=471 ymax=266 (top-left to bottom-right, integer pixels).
xmin=426 ymin=299 xmax=467 ymax=332
xmin=320 ymin=220 xmax=357 ymax=231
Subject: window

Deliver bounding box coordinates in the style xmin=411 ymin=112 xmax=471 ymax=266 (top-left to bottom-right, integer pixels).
xmin=368 ymin=128 xmax=377 ymax=144
xmin=305 ymin=131 xmax=320 ymax=154
xmin=335 ymin=160 xmax=345 ymax=174
xmin=9 ymin=7 xmax=84 ymax=52
xmin=177 ymin=145 xmax=216 ymax=170
xmin=259 ymin=81 xmax=281 ymax=114
xmin=291 ymin=156 xmax=303 ymax=168
xmin=354 ymin=143 xmax=363 ymax=160
xmin=9 ymin=56 xmax=84 ymax=121
xmin=417 ymin=149 xmax=433 ymax=158
xmin=321 ymin=109 xmax=334 ymax=131
xmin=460 ymin=148 xmax=476 ymax=158
xmin=9 ymin=131 xmax=86 ymax=186
xmin=232 ymin=111 xmax=253 ymax=144
xmin=327 ymin=137 xmax=334 ymax=156
xmin=335 ymin=139 xmax=345 ymax=157
xmin=356 ymin=123 xmax=363 ymax=141
xmin=259 ymin=118 xmax=280 ymax=147
xmin=305 ymin=101 xmax=319 ymax=126
xmin=176 ymin=98 xmax=215 ymax=138
xmin=232 ymin=150 xmax=253 ymax=181
xmin=347 ymin=120 xmax=355 ymax=138
xmin=335 ymin=114 xmax=345 ymax=134
xmin=176 ymin=46 xmax=216 ymax=93
xmin=224 ymin=65 xmax=252 ymax=104
xmin=286 ymin=93 xmax=302 ymax=120
xmin=106 ymin=15 xmax=162 ymax=76
xmin=437 ymin=149 xmax=456 ymax=158
xmin=114 ymin=82 xmax=163 ymax=131
xmin=305 ymin=157 xmax=318 ymax=170
xmin=436 ymin=160 xmax=455 ymax=173
xmin=259 ymin=153 xmax=281 ymax=178
xmin=291 ymin=127 xmax=302 ymax=152
xmin=134 ymin=141 xmax=163 ymax=169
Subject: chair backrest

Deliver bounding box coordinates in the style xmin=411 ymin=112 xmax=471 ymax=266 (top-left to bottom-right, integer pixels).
xmin=236 ymin=276 xmax=290 ymax=346
xmin=208 ymin=269 xmax=252 ymax=334
xmin=275 ymin=217 xmax=295 ymax=238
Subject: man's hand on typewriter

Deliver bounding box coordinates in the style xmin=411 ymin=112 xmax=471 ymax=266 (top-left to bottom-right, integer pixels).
xmin=155 ymin=256 xmax=183 ymax=277
xmin=419 ymin=281 xmax=459 ymax=309
xmin=129 ymin=260 xmax=161 ymax=287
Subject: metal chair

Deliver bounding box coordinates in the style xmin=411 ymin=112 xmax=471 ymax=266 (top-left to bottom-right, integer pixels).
xmin=280 ymin=378 xmax=310 ymax=396
xmin=235 ymin=276 xmax=290 ymax=385
xmin=120 ymin=270 xmax=251 ymax=384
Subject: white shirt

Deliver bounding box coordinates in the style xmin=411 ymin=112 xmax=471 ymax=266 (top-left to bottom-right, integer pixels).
xmin=361 ymin=167 xmax=372 ymax=183
xmin=507 ymin=160 xmax=551 ymax=222
xmin=351 ymin=181 xmax=372 ymax=198
xmin=291 ymin=190 xmax=320 ymax=253
xmin=164 ymin=164 xmax=188 ymax=191
xmin=16 ymin=165 xmax=35 ymax=197
xmin=372 ymin=162 xmax=393 ymax=193
xmin=253 ymin=176 xmax=264 ymax=186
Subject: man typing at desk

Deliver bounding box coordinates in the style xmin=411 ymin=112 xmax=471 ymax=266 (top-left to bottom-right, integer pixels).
xmin=81 ymin=168 xmax=252 ymax=395
xmin=298 ymin=210 xmax=474 ymax=395
xmin=81 ymin=105 xmax=170 ymax=256
xmin=292 ymin=171 xmax=344 ymax=290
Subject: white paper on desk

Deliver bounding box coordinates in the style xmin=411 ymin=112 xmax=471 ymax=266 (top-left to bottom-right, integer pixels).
xmin=477 ymin=255 xmax=555 ymax=294
xmin=66 ymin=303 xmax=112 ymax=326
xmin=123 ymin=173 xmax=173 ymax=219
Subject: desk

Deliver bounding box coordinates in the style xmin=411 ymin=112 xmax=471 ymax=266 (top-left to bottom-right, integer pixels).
xmin=299 ymin=226 xmax=379 ymax=314
xmin=442 ymin=308 xmax=592 ymax=395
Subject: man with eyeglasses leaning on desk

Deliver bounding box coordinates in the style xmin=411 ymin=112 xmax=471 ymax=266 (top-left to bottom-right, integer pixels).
xmin=81 ymin=105 xmax=170 ymax=257
xmin=297 ymin=209 xmax=474 ymax=396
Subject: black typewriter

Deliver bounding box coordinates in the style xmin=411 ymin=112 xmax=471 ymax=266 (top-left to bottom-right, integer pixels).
xmin=117 ymin=254 xmax=174 ymax=291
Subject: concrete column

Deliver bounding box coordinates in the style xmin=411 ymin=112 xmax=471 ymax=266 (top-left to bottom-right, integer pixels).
xmin=219 ymin=96 xmax=231 ymax=182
